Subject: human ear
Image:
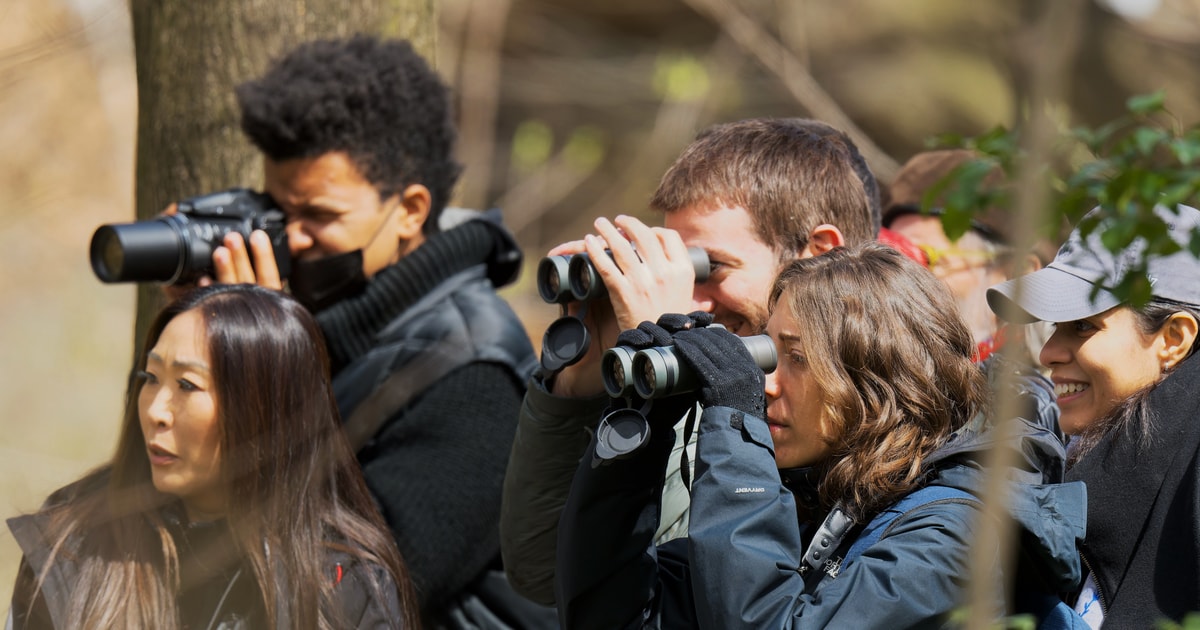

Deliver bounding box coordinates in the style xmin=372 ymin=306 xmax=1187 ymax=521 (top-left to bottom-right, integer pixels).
xmin=1159 ymin=312 xmax=1199 ymax=372
xmin=802 ymin=224 xmax=846 ymax=257
xmin=393 ymin=184 xmax=432 ymax=240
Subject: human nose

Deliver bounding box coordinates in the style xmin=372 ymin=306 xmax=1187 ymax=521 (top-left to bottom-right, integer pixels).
xmin=286 ymin=220 xmax=314 ymax=256
xmin=691 ymin=284 xmax=715 ymax=314
xmin=1039 ymin=326 xmax=1068 ymax=369
xmin=763 ymin=368 xmax=781 ymax=400
xmin=143 ymin=387 xmax=173 ymax=429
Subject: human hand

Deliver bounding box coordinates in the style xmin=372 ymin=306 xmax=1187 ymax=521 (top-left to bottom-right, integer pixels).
xmin=158 ymin=204 xmax=284 ymax=302
xmin=584 ymin=215 xmax=697 ymax=332
xmin=543 ymin=216 xmax=699 ymax=398
xmin=211 ymin=230 xmax=283 ymax=290
xmin=670 ymin=325 xmax=766 ymax=416
xmin=542 ymin=241 xmax=620 ymax=398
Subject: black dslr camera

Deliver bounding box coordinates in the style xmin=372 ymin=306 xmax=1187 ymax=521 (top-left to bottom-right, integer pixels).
xmin=89 ymin=188 xmax=290 ymax=284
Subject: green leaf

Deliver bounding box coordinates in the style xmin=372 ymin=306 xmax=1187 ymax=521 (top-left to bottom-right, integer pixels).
xmin=972 ymin=126 xmax=1018 ymax=156
xmin=1170 ymin=137 xmax=1200 ymax=165
xmin=1128 ymin=90 xmax=1166 ymax=115
xmin=1133 ymin=127 xmax=1168 ymax=157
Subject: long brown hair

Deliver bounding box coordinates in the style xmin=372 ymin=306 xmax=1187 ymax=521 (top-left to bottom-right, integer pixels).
xmin=26 ymin=284 xmax=419 ymax=628
xmin=770 ymin=242 xmax=989 ymax=523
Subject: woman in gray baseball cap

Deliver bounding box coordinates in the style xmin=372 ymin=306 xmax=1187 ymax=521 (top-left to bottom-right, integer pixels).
xmin=987 ymin=203 xmax=1200 ymax=629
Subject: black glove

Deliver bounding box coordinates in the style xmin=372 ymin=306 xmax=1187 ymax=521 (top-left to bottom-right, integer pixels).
xmin=615 ymin=311 xmax=715 ymax=349
xmin=670 ymin=325 xmax=766 ymax=416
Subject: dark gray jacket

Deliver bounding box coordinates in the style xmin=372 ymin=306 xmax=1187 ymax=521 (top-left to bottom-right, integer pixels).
xmin=7 ymin=502 xmax=403 ymax=629
xmin=500 ymin=378 xmax=695 ymax=606
xmin=555 ymin=404 xmax=1087 ymax=629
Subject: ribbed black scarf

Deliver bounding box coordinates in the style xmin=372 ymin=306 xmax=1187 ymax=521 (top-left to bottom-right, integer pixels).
xmin=316 ymin=221 xmax=498 ymax=373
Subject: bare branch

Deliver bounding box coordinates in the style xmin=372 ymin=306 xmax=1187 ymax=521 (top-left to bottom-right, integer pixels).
xmin=965 ymin=2 xmax=1086 ymax=628
xmin=679 ymin=0 xmax=900 ymax=180
xmin=457 ymin=0 xmax=512 ymax=209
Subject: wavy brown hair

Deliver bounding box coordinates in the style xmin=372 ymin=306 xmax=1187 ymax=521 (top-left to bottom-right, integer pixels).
xmin=770 ymin=242 xmax=989 ymax=523
xmin=22 ymin=284 xmax=419 ymax=629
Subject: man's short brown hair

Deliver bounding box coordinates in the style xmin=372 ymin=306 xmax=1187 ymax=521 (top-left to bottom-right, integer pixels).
xmin=649 ymin=118 xmax=877 ymax=258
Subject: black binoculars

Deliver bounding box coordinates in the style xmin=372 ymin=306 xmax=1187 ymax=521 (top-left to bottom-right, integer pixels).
xmin=600 ymin=329 xmax=777 ymax=399
xmin=537 ymin=247 xmax=711 ymax=304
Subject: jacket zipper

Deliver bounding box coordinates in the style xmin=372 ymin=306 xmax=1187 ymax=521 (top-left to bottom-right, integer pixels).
xmin=1078 ymin=549 xmax=1109 ymax=617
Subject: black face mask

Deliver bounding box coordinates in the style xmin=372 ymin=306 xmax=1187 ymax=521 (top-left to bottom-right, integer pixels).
xmin=288 ymin=249 xmax=368 ymax=313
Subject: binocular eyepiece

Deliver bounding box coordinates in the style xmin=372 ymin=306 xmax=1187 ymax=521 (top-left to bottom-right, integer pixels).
xmin=601 ymin=329 xmax=777 ymax=399
xmin=537 ymin=247 xmax=710 ymax=304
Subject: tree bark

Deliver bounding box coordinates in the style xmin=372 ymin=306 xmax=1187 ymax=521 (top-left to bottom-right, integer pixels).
xmin=128 ymin=0 xmax=435 ymax=358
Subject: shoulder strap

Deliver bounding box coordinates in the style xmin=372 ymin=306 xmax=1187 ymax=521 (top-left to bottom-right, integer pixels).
xmin=843 ymin=485 xmax=979 ymax=567
xmin=343 ymin=346 xmax=476 ymax=451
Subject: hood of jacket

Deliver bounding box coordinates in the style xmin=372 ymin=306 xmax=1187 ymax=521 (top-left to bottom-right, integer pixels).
xmin=928 ymin=418 xmax=1087 ymax=594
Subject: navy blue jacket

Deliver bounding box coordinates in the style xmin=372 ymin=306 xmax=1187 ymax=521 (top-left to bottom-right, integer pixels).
xmin=556 ymin=404 xmax=1086 ymax=629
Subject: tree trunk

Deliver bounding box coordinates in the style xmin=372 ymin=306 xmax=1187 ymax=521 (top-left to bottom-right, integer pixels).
xmin=128 ymin=0 xmax=435 ymax=359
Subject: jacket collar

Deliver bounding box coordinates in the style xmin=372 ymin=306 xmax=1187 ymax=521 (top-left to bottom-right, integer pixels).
xmin=316 ymin=212 xmax=520 ymax=372
xmin=1066 ymin=354 xmax=1200 ymax=601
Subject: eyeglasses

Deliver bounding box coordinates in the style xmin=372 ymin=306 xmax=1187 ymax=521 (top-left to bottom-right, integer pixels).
xmin=917 ymin=244 xmax=1005 ymax=275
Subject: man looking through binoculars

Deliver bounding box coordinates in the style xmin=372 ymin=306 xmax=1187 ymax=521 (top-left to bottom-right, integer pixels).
xmin=500 ymin=117 xmax=880 ymax=606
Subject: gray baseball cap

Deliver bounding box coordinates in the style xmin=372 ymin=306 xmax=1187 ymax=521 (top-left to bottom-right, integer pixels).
xmin=987 ymin=204 xmax=1200 ymax=324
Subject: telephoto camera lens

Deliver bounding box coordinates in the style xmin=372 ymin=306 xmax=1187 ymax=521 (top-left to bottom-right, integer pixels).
xmin=88 ymin=189 xmax=289 ymax=285
xmin=631 ymin=332 xmax=777 ymax=399
xmin=90 ymin=220 xmax=185 ymax=284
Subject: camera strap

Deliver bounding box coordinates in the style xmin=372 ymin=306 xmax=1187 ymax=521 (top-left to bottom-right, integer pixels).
xmin=678 ymin=402 xmax=699 ymax=493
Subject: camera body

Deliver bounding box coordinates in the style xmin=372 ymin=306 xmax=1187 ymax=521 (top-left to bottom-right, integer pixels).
xmin=90 ymin=188 xmax=290 ymax=284
xmin=601 ymin=325 xmax=777 ymax=399
xmin=537 ymin=247 xmax=711 ymax=304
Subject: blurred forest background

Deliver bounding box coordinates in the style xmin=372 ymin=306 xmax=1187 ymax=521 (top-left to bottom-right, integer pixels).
xmin=3 ymin=0 xmax=1200 ymax=593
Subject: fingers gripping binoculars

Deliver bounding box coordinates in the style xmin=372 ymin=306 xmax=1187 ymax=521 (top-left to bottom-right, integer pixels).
xmin=536 ymin=247 xmax=711 ymax=304
xmin=601 ymin=331 xmax=777 ymax=399
xmin=592 ymin=326 xmax=777 ymax=461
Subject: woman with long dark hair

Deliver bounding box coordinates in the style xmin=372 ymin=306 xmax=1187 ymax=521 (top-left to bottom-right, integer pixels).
xmin=7 ymin=284 xmax=419 ymax=629
xmin=556 ymin=242 xmax=1084 ymax=629
xmin=988 ymin=204 xmax=1200 ymax=629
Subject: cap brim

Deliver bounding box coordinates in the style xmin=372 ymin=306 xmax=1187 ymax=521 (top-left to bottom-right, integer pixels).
xmin=987 ymin=267 xmax=1123 ymax=324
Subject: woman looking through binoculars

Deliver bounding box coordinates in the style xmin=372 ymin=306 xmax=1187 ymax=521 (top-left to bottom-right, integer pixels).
xmin=555 ymin=242 xmax=1085 ymax=628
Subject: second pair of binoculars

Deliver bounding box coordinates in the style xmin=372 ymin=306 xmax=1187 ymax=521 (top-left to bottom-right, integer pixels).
xmin=601 ymin=325 xmax=777 ymax=399
xmin=537 ymin=247 xmax=710 ymax=304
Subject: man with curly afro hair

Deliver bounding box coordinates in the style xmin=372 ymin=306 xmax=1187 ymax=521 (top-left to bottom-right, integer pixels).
xmin=206 ymin=35 xmax=547 ymax=628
